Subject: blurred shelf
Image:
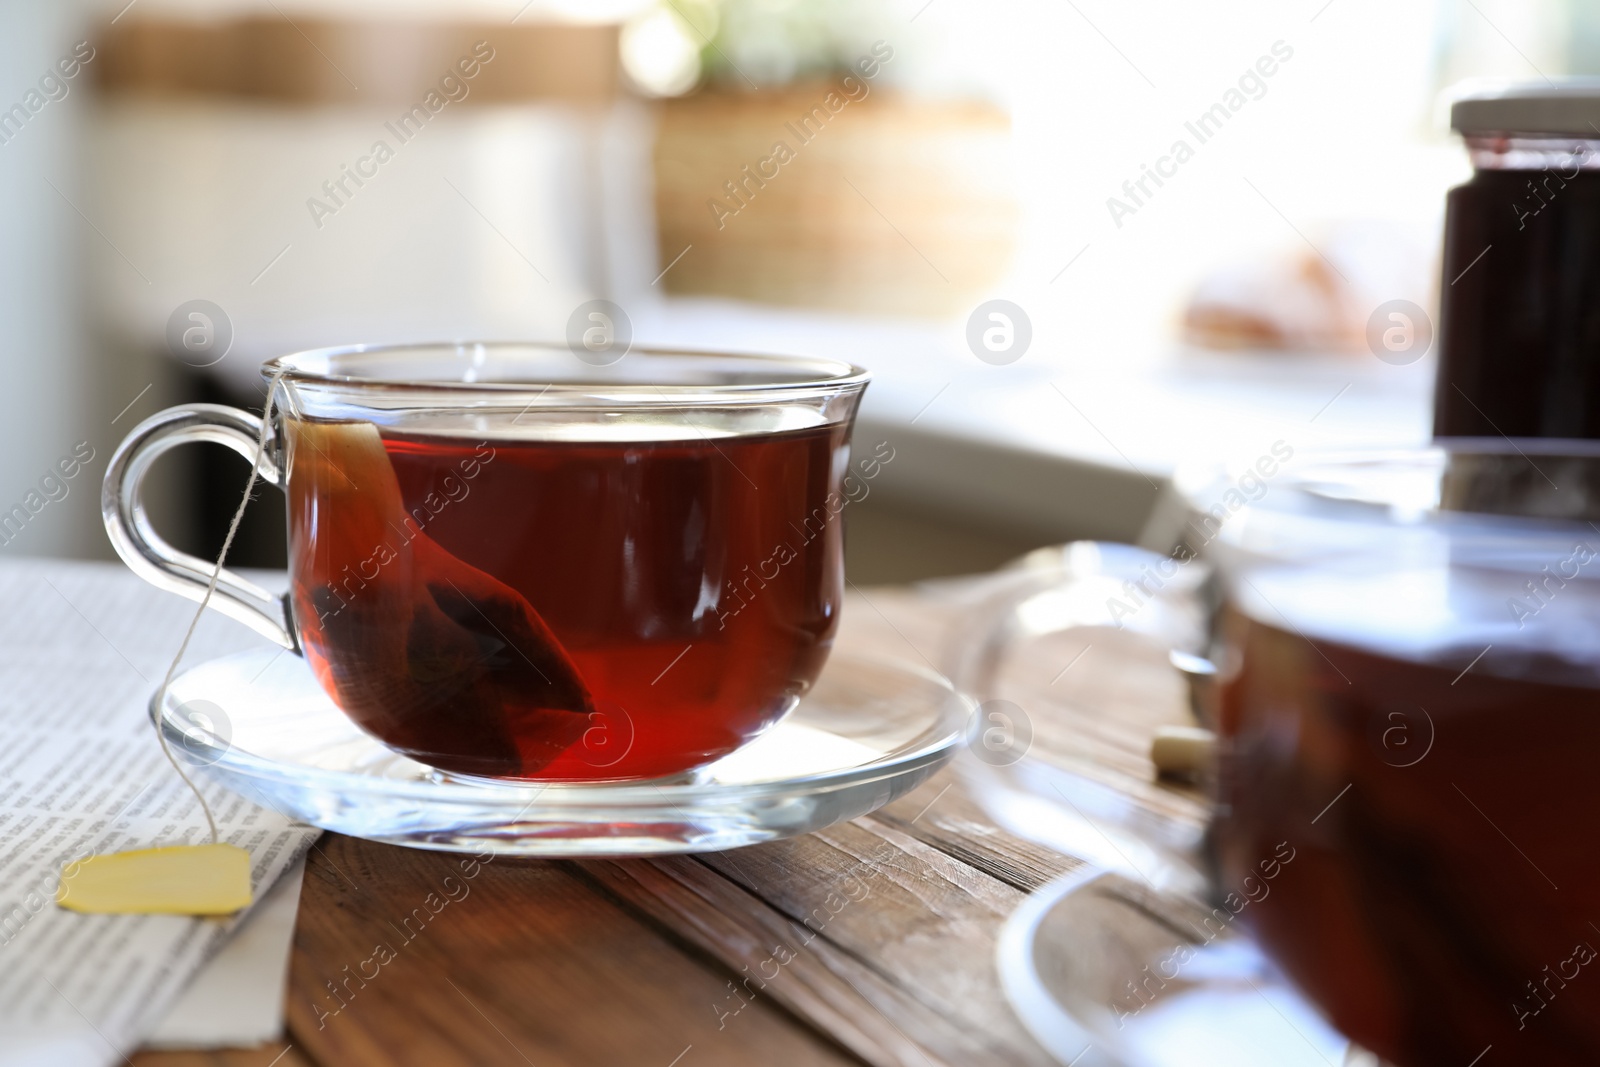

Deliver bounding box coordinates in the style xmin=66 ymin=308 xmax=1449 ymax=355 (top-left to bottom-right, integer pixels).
xmin=634 ymin=298 xmax=1434 ymax=544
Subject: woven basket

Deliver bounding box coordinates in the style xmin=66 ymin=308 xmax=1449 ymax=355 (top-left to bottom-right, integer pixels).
xmin=653 ymin=84 xmax=1017 ymax=317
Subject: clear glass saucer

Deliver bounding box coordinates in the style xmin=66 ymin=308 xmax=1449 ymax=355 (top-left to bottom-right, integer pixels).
xmin=998 ymin=869 xmax=1386 ymax=1067
xmin=155 ymin=648 xmax=968 ymax=855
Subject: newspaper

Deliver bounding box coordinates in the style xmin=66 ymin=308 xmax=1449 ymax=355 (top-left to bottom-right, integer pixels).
xmin=0 ymin=558 xmax=317 ymax=1066
xmin=145 ymin=854 xmax=307 ymax=1050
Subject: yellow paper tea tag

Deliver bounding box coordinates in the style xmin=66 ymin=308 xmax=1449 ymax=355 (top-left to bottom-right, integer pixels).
xmin=56 ymin=844 xmax=253 ymax=916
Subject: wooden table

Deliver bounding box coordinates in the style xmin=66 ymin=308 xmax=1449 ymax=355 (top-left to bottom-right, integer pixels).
xmin=133 ymin=577 xmax=1199 ymax=1067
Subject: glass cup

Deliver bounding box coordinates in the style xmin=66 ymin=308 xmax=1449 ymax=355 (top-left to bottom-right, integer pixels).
xmin=104 ymin=342 xmax=869 ymax=782
xmin=954 ymin=440 xmax=1600 ymax=1067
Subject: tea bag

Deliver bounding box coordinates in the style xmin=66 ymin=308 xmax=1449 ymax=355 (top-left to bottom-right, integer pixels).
xmin=287 ymin=419 xmax=593 ymax=777
xmin=56 ymin=844 xmax=252 ymax=915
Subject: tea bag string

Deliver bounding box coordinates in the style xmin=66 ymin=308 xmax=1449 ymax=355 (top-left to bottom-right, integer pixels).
xmin=152 ymin=368 xmax=286 ymax=847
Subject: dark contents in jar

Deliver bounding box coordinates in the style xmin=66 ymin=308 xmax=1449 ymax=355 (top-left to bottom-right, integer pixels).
xmin=1435 ymin=159 xmax=1600 ymax=438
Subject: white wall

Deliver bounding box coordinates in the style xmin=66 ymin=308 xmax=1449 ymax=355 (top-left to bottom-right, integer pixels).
xmin=0 ymin=0 xmax=98 ymax=559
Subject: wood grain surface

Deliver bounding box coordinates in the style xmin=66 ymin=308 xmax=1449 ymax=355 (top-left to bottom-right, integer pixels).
xmin=132 ymin=578 xmax=1196 ymax=1067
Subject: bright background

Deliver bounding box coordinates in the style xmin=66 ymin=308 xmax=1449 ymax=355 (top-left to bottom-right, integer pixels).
xmin=0 ymin=0 xmax=1582 ymax=577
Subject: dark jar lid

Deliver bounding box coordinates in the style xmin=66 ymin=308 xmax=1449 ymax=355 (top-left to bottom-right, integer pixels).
xmin=1451 ymin=78 xmax=1600 ymax=137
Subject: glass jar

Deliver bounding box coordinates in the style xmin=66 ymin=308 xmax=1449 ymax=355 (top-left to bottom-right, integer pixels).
xmin=1434 ymin=83 xmax=1600 ymax=438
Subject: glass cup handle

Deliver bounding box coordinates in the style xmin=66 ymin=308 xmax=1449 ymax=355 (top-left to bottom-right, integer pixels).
xmin=950 ymin=541 xmax=1218 ymax=897
xmin=101 ymin=403 xmax=296 ymax=650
